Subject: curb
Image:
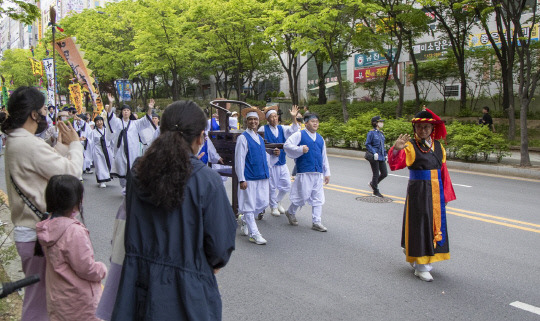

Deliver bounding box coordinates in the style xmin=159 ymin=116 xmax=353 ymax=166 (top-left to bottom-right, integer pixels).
xmin=327 ymin=147 xmax=540 ymax=180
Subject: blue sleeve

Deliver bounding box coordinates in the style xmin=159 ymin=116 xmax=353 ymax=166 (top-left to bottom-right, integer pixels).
xmin=365 ymin=131 xmax=376 ymax=154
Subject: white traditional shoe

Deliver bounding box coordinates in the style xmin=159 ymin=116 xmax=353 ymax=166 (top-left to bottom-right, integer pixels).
xmin=270 ymin=208 xmax=280 ymax=217
xmin=277 ymin=203 xmax=286 ymax=214
xmin=99 ymin=183 xmax=106 ymax=188
xmin=249 ymin=234 xmax=267 ymax=245
xmin=414 ymin=270 xmax=434 ymax=282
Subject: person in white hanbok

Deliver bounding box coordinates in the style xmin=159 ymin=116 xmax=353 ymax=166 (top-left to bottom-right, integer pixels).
xmin=258 ymin=105 xmax=299 ymax=217
xmin=283 ymin=113 xmax=331 ymax=232
xmin=89 ymin=116 xmax=114 ymax=188
xmin=73 ymin=114 xmax=94 ymax=174
xmin=235 ymin=107 xmax=278 ymax=245
xmin=105 ymin=94 xmax=155 ymax=193
xmin=139 ymin=114 xmax=159 ymax=154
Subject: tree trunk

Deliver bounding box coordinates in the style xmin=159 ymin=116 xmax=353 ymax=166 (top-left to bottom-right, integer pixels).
xmin=171 ymin=69 xmax=180 ymax=101
xmin=392 ymin=64 xmax=404 ymax=118
xmin=332 ymin=62 xmax=349 ymax=122
xmin=407 ymin=36 xmax=421 ymax=106
xmin=503 ymin=73 xmax=516 ymax=140
xmin=458 ymin=59 xmax=467 ymax=111
xmin=315 ymin=59 xmax=327 ymax=105
xmin=380 ymin=67 xmax=390 ymax=103
xmin=520 ymin=99 xmax=531 ymax=166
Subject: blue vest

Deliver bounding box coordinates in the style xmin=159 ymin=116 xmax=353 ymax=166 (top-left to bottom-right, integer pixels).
xmin=264 ymin=125 xmax=287 ymax=166
xmin=211 ymin=118 xmax=220 ymax=131
xmin=198 ymin=140 xmax=208 ymax=164
xmin=243 ymin=132 xmax=269 ymax=181
xmin=296 ymin=130 xmax=324 ymax=174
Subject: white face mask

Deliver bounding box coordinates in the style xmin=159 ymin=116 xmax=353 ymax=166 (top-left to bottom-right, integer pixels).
xmin=377 ymin=122 xmax=384 ymax=129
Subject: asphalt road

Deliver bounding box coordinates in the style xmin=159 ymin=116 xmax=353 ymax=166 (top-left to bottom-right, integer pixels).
xmin=1 ymin=153 xmax=539 ymax=320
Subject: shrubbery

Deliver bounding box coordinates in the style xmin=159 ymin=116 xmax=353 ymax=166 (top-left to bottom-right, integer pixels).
xmin=318 ymin=111 xmax=510 ymax=162
xmin=309 ymin=101 xmax=420 ymax=122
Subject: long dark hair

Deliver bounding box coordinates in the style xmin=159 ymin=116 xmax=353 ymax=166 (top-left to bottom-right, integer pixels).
xmin=133 ymin=100 xmax=206 ymax=211
xmin=45 ymin=175 xmax=85 ymax=224
xmin=1 ymin=86 xmax=45 ymax=133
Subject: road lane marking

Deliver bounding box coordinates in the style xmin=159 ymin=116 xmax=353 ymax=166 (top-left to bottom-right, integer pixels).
xmin=510 ymin=301 xmax=540 ymax=316
xmin=328 ymin=154 xmax=540 ymax=183
xmin=388 ymin=174 xmax=472 ymax=187
xmin=324 ymin=183 xmax=540 ymax=233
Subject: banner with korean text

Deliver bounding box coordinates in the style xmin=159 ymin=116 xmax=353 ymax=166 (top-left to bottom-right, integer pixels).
xmin=28 ymin=58 xmax=43 ymax=76
xmin=42 ymin=58 xmax=55 ymax=106
xmin=69 ymin=84 xmax=83 ymax=113
xmin=54 ymin=37 xmax=103 ymax=114
xmin=354 ymin=65 xmax=399 ymax=83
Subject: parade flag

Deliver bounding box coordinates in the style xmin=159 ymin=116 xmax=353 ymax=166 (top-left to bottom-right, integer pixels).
xmin=54 ymin=37 xmax=104 ymax=114
xmin=115 ymin=79 xmax=132 ymax=102
xmin=42 ymin=58 xmax=55 ymax=106
xmin=69 ymin=84 xmax=83 ymax=113
xmin=28 ymin=58 xmax=43 ymax=76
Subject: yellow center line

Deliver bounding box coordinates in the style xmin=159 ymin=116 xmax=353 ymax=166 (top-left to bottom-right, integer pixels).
xmin=323 ymin=183 xmax=540 ymax=233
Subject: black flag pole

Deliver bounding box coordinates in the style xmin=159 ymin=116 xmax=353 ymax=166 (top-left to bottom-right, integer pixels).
xmin=50 ymin=7 xmax=57 ymax=120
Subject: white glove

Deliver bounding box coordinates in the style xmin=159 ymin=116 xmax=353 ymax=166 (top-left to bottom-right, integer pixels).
xmin=374 ymin=153 xmax=379 ymax=161
xmin=385 ymin=155 xmax=388 ymax=162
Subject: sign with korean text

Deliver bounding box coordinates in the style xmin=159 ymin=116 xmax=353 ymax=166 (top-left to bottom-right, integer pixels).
xmin=412 ymin=40 xmax=449 ymax=61
xmin=54 ymin=37 xmax=103 ymax=114
xmin=468 ymin=24 xmax=539 ymax=48
xmin=69 ymin=84 xmax=83 ymax=113
xmin=354 ymin=50 xmax=396 ymax=68
xmin=42 ymin=58 xmax=55 ymax=106
xmin=354 ymin=65 xmax=399 ymax=83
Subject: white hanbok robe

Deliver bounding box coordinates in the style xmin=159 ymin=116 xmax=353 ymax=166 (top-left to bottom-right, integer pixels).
xmin=139 ymin=126 xmax=156 ymax=154
xmin=89 ymin=127 xmax=114 ymax=183
xmin=258 ymin=123 xmax=300 ymax=208
xmin=107 ymin=111 xmax=156 ymax=179
xmin=74 ymin=120 xmax=93 ymax=171
xmin=235 ymin=129 xmax=277 ymax=236
xmin=284 ymin=130 xmax=331 ymax=223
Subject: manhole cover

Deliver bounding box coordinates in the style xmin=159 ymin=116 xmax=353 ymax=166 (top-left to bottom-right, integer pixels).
xmin=355 ymin=196 xmax=393 ymax=203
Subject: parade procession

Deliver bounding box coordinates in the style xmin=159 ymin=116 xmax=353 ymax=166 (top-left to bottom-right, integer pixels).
xmin=0 ymin=0 xmax=540 ymax=320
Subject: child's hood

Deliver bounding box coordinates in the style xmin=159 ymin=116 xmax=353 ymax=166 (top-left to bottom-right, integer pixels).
xmin=36 ymin=216 xmax=81 ymax=246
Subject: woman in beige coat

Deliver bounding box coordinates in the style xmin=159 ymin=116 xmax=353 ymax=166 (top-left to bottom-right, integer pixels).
xmin=2 ymin=86 xmax=83 ymax=321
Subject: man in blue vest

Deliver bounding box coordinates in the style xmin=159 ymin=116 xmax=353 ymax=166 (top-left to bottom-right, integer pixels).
xmin=283 ymin=112 xmax=331 ymax=232
xmin=235 ymin=107 xmax=278 ymax=245
xmin=258 ymin=105 xmax=300 ymax=217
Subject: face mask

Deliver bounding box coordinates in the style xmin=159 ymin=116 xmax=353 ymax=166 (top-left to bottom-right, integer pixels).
xmin=377 ymin=122 xmax=384 ymax=129
xmin=35 ymin=114 xmax=49 ymax=134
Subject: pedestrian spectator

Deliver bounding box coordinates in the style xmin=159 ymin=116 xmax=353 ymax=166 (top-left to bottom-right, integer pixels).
xmin=365 ymin=115 xmax=388 ymax=198
xmin=388 ymin=108 xmax=456 ymax=282
xmin=284 ymin=112 xmax=331 ymax=232
xmin=479 ymin=106 xmax=494 ymax=132
xmin=110 ymin=100 xmax=236 ymax=320
xmin=2 ymin=86 xmax=83 ymax=320
xmin=36 ymin=175 xmax=107 ymax=321
xmin=229 ymin=111 xmax=238 ymax=130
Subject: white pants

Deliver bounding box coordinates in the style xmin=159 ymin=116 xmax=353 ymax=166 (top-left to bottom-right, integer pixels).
xmin=287 ymin=172 xmax=325 ymax=223
xmin=269 ymin=164 xmax=291 ymax=208
xmin=239 ymin=179 xmax=269 ymax=236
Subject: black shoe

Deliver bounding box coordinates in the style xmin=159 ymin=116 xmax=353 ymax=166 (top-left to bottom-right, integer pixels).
xmin=257 ymin=211 xmax=265 ymax=220
xmin=373 ymin=190 xmax=384 ymax=198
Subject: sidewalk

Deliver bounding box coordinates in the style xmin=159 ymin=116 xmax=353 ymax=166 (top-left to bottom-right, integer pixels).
xmin=327 ymin=147 xmax=540 ymax=180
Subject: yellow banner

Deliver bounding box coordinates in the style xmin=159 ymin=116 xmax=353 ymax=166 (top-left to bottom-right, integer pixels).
xmin=69 ymin=84 xmax=83 ymax=114
xmin=54 ymin=37 xmax=103 ymax=114
xmin=28 ymin=58 xmax=43 ymax=76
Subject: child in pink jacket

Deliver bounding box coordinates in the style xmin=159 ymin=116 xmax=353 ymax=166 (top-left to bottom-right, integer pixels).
xmin=36 ymin=175 xmax=107 ymax=321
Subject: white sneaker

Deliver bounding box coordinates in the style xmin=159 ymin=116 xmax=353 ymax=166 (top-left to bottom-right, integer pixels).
xmin=249 ymin=234 xmax=267 ymax=245
xmin=270 ymin=208 xmax=280 ymax=217
xmin=85 ymin=169 xmax=94 ymax=174
xmin=237 ymin=215 xmax=248 ymax=236
xmin=99 ymin=183 xmax=106 ymax=188
xmin=414 ymin=270 xmax=434 ymax=282
xmin=312 ymin=222 xmax=328 ymax=232
xmin=277 ymin=203 xmax=286 ymax=214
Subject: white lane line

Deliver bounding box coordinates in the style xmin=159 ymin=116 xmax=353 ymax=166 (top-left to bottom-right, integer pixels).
xmin=510 ymin=301 xmax=540 ymax=316
xmin=387 ymin=174 xmax=472 ymax=188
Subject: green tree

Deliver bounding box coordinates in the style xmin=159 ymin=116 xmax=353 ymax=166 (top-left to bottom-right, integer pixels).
xmin=415 ymin=55 xmax=460 ymax=114
xmin=0 ymin=0 xmax=39 ymax=25
xmin=0 ymin=49 xmax=39 ymax=88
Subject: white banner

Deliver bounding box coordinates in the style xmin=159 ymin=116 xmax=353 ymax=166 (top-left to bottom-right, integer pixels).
xmin=42 ymin=58 xmax=55 ymax=106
